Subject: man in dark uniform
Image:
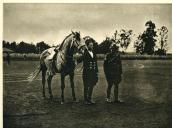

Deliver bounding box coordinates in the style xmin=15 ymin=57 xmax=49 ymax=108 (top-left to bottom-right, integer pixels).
xmin=77 ymin=37 xmax=98 ymax=105
xmin=104 ymin=44 xmax=122 ymax=103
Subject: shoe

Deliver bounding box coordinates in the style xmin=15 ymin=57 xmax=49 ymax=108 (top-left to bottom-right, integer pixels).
xmin=86 ymin=100 xmax=96 ymax=105
xmin=84 ymin=100 xmax=91 ymax=105
xmin=89 ymin=100 xmax=96 ymax=104
xmin=106 ymin=98 xmax=112 ymax=103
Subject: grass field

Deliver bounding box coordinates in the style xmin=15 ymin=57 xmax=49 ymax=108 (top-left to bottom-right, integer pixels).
xmin=3 ymin=60 xmax=172 ymax=128
xmin=4 ymin=53 xmax=172 ymax=60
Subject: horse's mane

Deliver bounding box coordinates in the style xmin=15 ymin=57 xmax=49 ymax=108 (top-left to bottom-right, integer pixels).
xmin=58 ymin=33 xmax=72 ymax=51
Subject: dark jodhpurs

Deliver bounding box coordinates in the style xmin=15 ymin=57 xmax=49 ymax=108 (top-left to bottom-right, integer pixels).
xmin=107 ymin=81 xmax=119 ymax=101
xmin=106 ymin=75 xmax=121 ymax=101
xmin=83 ymin=83 xmax=95 ymax=101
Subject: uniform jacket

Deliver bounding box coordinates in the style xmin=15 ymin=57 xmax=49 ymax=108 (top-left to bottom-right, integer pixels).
xmin=78 ymin=49 xmax=98 ymax=73
xmin=104 ymin=52 xmax=122 ymax=77
xmin=77 ymin=49 xmax=98 ymax=85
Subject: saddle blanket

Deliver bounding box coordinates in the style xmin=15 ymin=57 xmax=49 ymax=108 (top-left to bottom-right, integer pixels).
xmin=40 ymin=47 xmax=58 ymax=60
xmin=40 ymin=46 xmax=66 ymax=73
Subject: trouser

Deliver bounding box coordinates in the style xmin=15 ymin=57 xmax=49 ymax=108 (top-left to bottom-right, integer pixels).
xmin=83 ymin=72 xmax=98 ymax=102
xmin=107 ymin=80 xmax=119 ymax=101
xmin=83 ymin=83 xmax=95 ymax=102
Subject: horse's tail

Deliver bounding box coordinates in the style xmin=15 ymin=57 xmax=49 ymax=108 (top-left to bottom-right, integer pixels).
xmin=27 ymin=65 xmax=42 ymax=84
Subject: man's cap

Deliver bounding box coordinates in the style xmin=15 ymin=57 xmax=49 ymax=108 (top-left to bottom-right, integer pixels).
xmin=84 ymin=36 xmax=94 ymax=46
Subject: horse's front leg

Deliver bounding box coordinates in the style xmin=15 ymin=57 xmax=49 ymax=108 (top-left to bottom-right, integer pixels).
xmin=61 ymin=74 xmax=65 ymax=104
xmin=47 ymin=75 xmax=54 ymax=99
xmin=69 ymin=72 xmax=76 ymax=101
xmin=42 ymin=69 xmax=46 ymax=98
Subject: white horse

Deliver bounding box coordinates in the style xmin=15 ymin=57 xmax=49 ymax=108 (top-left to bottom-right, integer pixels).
xmin=28 ymin=31 xmax=85 ymax=104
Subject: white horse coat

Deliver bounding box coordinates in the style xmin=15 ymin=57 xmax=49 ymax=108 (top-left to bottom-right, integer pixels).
xmin=40 ymin=46 xmax=66 ymax=73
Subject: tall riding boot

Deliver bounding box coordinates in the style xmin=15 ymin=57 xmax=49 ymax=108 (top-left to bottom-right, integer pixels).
xmin=84 ymin=86 xmax=88 ymax=102
xmin=107 ymin=80 xmax=113 ymax=99
xmin=88 ymin=85 xmax=95 ymax=104
xmin=114 ymin=84 xmax=119 ymax=102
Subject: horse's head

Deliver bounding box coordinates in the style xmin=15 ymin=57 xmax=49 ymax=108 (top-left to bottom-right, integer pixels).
xmin=71 ymin=31 xmax=86 ymax=54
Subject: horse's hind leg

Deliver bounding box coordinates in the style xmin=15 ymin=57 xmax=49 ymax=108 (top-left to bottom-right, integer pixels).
xmin=69 ymin=72 xmax=76 ymax=101
xmin=61 ymin=74 xmax=65 ymax=104
xmin=42 ymin=69 xmax=46 ymax=98
xmin=47 ymin=75 xmax=54 ymax=99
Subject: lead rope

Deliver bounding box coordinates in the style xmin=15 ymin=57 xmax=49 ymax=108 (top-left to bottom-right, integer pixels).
xmin=75 ymin=62 xmax=83 ymax=72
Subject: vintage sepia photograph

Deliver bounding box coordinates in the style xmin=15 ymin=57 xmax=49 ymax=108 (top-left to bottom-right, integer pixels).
xmin=2 ymin=2 xmax=172 ymax=128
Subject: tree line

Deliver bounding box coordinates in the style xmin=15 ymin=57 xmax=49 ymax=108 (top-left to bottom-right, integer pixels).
xmin=3 ymin=41 xmax=51 ymax=54
xmin=3 ymin=21 xmax=169 ymax=55
xmin=99 ymin=21 xmax=169 ymax=55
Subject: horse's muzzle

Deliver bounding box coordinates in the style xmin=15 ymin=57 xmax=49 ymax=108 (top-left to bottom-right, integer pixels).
xmin=78 ymin=45 xmax=86 ymax=54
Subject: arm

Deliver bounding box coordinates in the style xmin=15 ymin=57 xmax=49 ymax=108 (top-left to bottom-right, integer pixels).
xmin=95 ymin=55 xmax=99 ymax=73
xmin=119 ymin=55 xmax=122 ymax=74
xmin=103 ymin=53 xmax=110 ymax=74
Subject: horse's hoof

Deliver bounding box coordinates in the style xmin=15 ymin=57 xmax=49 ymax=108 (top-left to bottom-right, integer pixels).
xmin=61 ymin=101 xmax=64 ymax=104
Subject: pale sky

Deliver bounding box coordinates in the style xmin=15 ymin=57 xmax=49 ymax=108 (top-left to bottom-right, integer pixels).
xmin=3 ymin=4 xmax=172 ymax=52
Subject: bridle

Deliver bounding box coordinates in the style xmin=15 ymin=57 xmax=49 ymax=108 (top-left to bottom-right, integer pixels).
xmin=59 ymin=34 xmax=85 ymax=60
xmin=72 ymin=34 xmax=85 ymax=53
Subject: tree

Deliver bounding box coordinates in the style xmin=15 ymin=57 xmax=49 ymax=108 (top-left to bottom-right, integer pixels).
xmin=17 ymin=41 xmax=29 ymax=53
xmin=3 ymin=40 xmax=51 ymax=53
xmin=134 ymin=20 xmax=157 ymax=55
xmin=36 ymin=41 xmax=50 ymax=53
xmin=134 ymin=34 xmax=144 ymax=54
xmin=99 ymin=29 xmax=132 ymax=54
xmin=112 ymin=30 xmax=120 ymax=46
xmin=29 ymin=43 xmax=37 ymax=53
xmin=3 ymin=40 xmax=6 ymax=47
xmin=142 ymin=20 xmax=157 ymax=55
xmin=16 ymin=41 xmax=37 ymax=53
xmin=3 ymin=40 xmax=10 ymax=49
xmin=155 ymin=26 xmax=168 ymax=55
xmin=98 ymin=37 xmax=113 ymax=54
xmin=118 ymin=29 xmax=133 ymax=53
xmin=10 ymin=41 xmax=17 ymax=52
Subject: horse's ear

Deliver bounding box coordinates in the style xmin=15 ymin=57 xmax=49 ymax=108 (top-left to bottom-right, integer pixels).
xmin=71 ymin=30 xmax=75 ymax=35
